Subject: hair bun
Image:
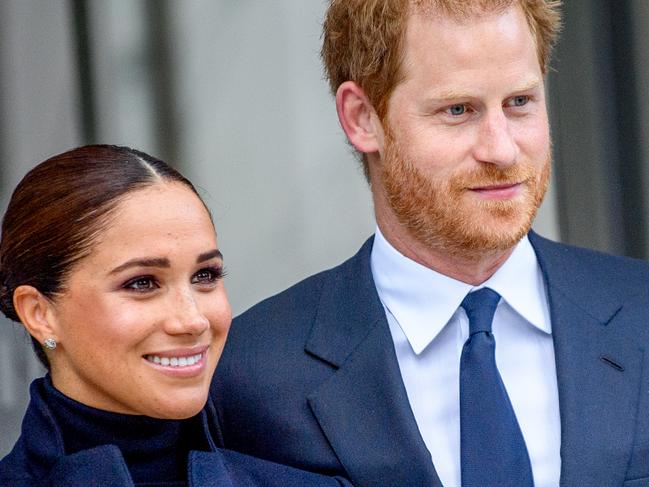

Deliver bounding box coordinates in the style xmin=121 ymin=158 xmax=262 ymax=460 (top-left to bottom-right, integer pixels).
xmin=0 ymin=273 xmax=18 ymax=322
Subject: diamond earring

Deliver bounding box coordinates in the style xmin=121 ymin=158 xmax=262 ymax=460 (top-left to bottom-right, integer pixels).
xmin=43 ymin=338 xmax=57 ymax=350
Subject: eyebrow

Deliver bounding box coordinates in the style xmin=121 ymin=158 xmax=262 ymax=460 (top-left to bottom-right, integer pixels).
xmin=197 ymin=249 xmax=223 ymax=263
xmin=430 ymin=78 xmax=542 ymax=103
xmin=110 ymin=258 xmax=170 ymax=275
xmin=109 ymin=249 xmax=223 ymax=275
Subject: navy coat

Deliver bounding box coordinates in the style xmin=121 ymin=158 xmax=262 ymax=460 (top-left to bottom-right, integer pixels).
xmin=213 ymin=232 xmax=649 ymax=486
xmin=0 ymin=379 xmax=353 ymax=486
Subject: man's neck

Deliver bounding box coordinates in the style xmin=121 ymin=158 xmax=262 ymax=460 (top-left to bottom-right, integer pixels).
xmin=376 ymin=217 xmax=516 ymax=286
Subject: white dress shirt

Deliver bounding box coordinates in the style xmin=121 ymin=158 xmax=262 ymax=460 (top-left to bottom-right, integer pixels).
xmin=370 ymin=228 xmax=561 ymax=487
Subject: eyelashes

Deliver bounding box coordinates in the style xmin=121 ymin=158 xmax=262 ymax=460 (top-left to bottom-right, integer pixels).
xmin=191 ymin=265 xmax=226 ymax=285
xmin=123 ymin=275 xmax=158 ymax=292
xmin=121 ymin=265 xmax=227 ymax=293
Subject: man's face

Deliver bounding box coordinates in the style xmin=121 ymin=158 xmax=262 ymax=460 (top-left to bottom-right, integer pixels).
xmin=378 ymin=5 xmax=550 ymax=258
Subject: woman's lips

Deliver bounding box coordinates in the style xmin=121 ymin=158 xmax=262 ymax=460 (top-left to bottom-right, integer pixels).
xmin=143 ymin=345 xmax=209 ymax=376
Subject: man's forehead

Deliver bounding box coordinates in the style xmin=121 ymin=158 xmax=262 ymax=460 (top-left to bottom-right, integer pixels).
xmin=395 ymin=2 xmax=543 ymax=97
xmin=402 ymin=1 xmax=538 ymax=62
xmin=410 ymin=0 xmax=515 ymax=20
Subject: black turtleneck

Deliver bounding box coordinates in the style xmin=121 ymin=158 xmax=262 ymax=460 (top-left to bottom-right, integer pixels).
xmin=41 ymin=376 xmax=210 ymax=485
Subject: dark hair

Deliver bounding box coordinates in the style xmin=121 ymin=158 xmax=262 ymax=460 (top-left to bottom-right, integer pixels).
xmin=0 ymin=145 xmax=207 ymax=368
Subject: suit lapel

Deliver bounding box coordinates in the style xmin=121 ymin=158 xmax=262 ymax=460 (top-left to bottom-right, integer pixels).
xmin=531 ymin=233 xmax=643 ymax=486
xmin=305 ymin=237 xmax=441 ymax=486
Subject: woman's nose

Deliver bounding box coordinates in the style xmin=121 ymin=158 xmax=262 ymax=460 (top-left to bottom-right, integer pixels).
xmin=163 ymin=288 xmax=210 ymax=336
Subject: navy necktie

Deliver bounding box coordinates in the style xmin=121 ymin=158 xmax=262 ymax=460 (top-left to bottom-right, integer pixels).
xmin=459 ymin=288 xmax=534 ymax=487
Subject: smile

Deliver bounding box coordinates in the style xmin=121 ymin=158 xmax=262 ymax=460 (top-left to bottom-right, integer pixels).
xmin=145 ymin=352 xmax=203 ymax=368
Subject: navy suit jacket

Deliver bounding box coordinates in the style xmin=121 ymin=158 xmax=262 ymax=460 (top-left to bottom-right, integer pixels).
xmin=213 ymin=233 xmax=649 ymax=486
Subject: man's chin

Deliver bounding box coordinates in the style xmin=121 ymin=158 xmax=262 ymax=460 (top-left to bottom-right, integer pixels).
xmin=416 ymin=211 xmax=535 ymax=259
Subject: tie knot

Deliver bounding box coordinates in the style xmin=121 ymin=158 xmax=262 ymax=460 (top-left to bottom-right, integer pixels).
xmin=461 ymin=288 xmax=501 ymax=335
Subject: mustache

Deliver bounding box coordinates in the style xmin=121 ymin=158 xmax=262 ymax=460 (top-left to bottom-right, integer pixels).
xmin=450 ymin=163 xmax=536 ymax=189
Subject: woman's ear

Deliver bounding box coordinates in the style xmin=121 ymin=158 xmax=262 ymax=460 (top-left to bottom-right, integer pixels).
xmin=13 ymin=285 xmax=59 ymax=345
xmin=335 ymin=81 xmax=384 ymax=154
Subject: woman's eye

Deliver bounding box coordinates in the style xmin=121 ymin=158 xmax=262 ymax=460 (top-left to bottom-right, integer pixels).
xmin=191 ymin=267 xmax=224 ymax=285
xmin=123 ymin=277 xmax=158 ymax=292
xmin=446 ymin=104 xmax=467 ymax=116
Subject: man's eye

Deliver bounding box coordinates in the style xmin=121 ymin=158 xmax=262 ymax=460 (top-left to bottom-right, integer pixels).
xmin=509 ymin=95 xmax=529 ymax=107
xmin=124 ymin=277 xmax=158 ymax=291
xmin=446 ymin=104 xmax=467 ymax=116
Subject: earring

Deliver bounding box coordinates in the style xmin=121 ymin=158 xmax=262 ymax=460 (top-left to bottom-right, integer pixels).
xmin=43 ymin=338 xmax=57 ymax=350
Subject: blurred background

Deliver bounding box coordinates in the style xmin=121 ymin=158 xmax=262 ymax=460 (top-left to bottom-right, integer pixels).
xmin=0 ymin=0 xmax=648 ymax=455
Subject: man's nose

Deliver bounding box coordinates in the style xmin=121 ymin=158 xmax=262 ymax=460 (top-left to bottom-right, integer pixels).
xmin=472 ymin=110 xmax=519 ymax=167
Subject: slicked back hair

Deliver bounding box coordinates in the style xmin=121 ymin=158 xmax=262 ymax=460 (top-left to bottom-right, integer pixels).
xmin=0 ymin=145 xmax=208 ymax=368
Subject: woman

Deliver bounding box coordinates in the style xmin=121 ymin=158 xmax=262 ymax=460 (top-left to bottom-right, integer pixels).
xmin=0 ymin=145 xmax=350 ymax=486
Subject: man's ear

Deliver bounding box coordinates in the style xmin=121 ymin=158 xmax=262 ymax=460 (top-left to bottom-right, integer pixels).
xmin=335 ymin=81 xmax=383 ymax=154
xmin=13 ymin=285 xmax=59 ymax=345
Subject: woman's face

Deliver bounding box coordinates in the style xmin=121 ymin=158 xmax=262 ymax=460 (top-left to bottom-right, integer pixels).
xmin=47 ymin=182 xmax=231 ymax=419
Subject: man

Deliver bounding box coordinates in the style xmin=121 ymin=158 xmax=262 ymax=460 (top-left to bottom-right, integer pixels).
xmin=213 ymin=1 xmax=649 ymax=486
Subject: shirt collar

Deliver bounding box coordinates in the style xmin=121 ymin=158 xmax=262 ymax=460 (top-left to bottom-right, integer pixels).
xmin=370 ymin=227 xmax=551 ymax=355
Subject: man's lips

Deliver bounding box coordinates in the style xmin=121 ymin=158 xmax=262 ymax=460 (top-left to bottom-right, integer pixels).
xmin=467 ymin=181 xmax=524 ymax=198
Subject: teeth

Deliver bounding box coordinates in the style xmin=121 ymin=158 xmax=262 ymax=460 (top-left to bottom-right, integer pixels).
xmin=145 ymin=353 xmax=203 ymax=368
